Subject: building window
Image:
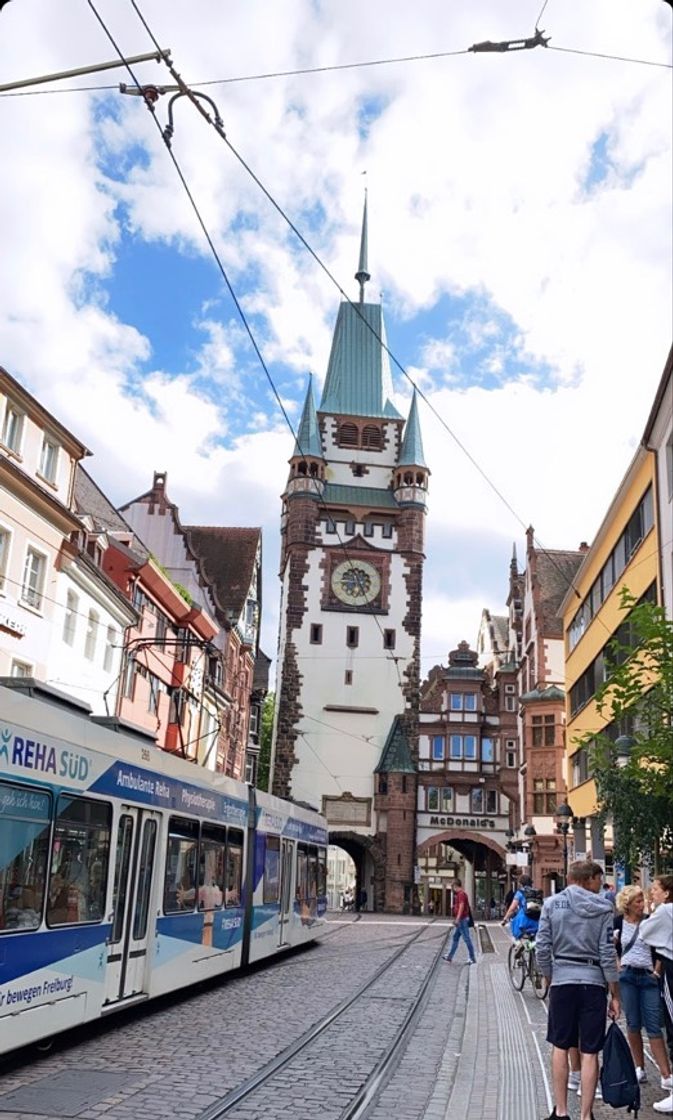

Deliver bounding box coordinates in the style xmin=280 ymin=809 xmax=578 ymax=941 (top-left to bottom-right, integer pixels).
xmin=533 ymin=778 xmax=557 ymax=814
xmin=531 ymin=714 xmax=555 ymax=746
xmin=505 ymin=695 xmax=516 ymax=712
xmin=84 ymin=609 xmax=99 ymax=660
xmin=310 ymin=624 xmax=323 ymax=644
xmin=471 ymin=788 xmax=484 ymax=814
xmin=2 ymin=405 xmax=24 ymax=453
xmin=449 ymin=693 xmax=462 ymax=711
xmin=571 ymin=748 xmax=589 ymax=787
xmin=431 ymin=735 xmax=444 ymax=762
xmin=345 ymin=520 xmax=356 ymax=536
xmin=486 ymin=790 xmax=498 ymax=814
xmin=506 ymin=750 xmax=517 ymax=768
xmin=338 ymin=423 xmax=359 ymax=448
xmin=449 ymin=734 xmax=462 ymax=760
xmin=344 ymin=670 xmax=353 ymax=685
xmin=441 ymin=787 xmax=453 ymax=811
xmin=20 ymin=547 xmax=47 ymax=610
xmin=361 ymin=425 xmax=383 ymax=450
xmin=346 ymin=626 xmax=359 ymax=649
xmin=0 ymin=526 xmax=10 ymax=592
xmin=464 ymin=735 xmax=477 ymax=760
xmin=382 ymin=523 xmax=393 ymax=539
xmin=39 ymin=436 xmax=59 ymax=483
xmin=364 ymin=522 xmax=374 ymax=537
xmin=62 ymin=590 xmax=78 ymax=645
xmin=11 ymin=659 xmax=32 ymax=678
xmin=481 ymin=737 xmax=494 ymax=763
xmin=383 ymin=629 xmax=396 ymax=650
xmin=427 ymin=787 xmax=439 ymax=811
xmin=450 ymin=692 xmax=477 ymax=712
xmin=103 ymin=626 xmax=117 ymax=672
xmin=325 ymin=517 xmax=337 ymax=534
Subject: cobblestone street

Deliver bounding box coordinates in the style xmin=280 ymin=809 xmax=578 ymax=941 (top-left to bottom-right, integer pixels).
xmin=0 ymin=917 xmax=670 ymax=1120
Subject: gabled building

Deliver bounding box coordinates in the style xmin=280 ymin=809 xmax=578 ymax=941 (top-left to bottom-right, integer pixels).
xmin=271 ymin=200 xmax=428 ymax=912
xmin=0 ymin=369 xmax=135 ymax=708
xmin=120 ymin=473 xmax=263 ymax=780
xmin=514 ymin=529 xmax=585 ymax=889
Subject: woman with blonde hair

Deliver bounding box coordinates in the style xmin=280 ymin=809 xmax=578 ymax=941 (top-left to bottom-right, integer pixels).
xmin=639 ymin=874 xmax=673 ymax=1114
xmin=615 ymin=883 xmax=672 ymax=1096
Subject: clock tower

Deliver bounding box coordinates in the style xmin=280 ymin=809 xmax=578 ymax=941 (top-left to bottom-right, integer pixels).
xmin=271 ymin=199 xmax=429 ymax=912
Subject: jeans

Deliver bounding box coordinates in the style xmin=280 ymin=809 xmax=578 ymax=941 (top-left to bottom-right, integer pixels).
xmin=444 ymin=917 xmax=476 ymax=962
xmin=619 ymin=967 xmax=664 ymax=1037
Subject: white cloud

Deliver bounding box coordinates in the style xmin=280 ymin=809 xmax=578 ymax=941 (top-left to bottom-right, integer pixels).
xmin=0 ymin=0 xmax=670 ymax=677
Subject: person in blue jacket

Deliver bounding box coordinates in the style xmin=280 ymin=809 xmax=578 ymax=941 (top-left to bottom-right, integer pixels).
xmin=501 ymin=874 xmax=540 ymax=944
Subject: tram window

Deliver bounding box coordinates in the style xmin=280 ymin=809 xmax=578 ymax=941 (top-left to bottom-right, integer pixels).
xmin=110 ymin=814 xmax=134 ymax=944
xmin=163 ymin=816 xmax=199 ymax=913
xmin=198 ymin=824 xmax=226 ymax=911
xmin=0 ymin=782 xmax=51 ymax=933
xmin=318 ymin=848 xmax=327 ymax=898
xmin=297 ymin=845 xmax=309 ymax=902
xmin=47 ymin=797 xmax=111 ymax=926
xmin=263 ymin=835 xmax=280 ymax=904
xmin=308 ymin=851 xmax=318 ymax=905
xmin=225 ymin=829 xmax=243 ymax=907
xmin=132 ymin=819 xmax=158 ymax=939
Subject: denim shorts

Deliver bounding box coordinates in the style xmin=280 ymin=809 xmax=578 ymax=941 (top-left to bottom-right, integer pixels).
xmin=619 ymin=967 xmax=663 ymax=1037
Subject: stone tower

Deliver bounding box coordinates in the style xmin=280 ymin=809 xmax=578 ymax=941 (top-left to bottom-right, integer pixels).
xmin=271 ymin=198 xmax=429 ymax=912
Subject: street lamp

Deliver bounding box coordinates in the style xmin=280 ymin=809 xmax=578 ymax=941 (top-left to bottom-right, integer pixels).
xmin=524 ymin=824 xmax=537 ymax=883
xmin=613 ymin=734 xmax=635 ymax=886
xmin=555 ymin=802 xmax=574 ymax=886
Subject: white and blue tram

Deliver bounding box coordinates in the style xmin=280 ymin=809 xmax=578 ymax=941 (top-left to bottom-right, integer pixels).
xmin=0 ymin=679 xmax=328 ymax=1054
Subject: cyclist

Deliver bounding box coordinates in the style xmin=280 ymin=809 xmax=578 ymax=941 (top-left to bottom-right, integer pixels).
xmin=501 ymin=874 xmax=541 ymax=950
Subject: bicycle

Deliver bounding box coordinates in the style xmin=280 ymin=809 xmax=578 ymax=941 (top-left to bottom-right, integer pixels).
xmin=508 ymin=934 xmax=548 ymax=999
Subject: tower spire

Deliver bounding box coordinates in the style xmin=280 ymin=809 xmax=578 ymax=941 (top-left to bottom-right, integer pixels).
xmin=354 ymin=189 xmax=370 ymax=304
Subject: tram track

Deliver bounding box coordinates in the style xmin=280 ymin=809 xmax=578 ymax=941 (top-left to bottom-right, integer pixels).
xmin=197 ymin=920 xmax=444 ymax=1120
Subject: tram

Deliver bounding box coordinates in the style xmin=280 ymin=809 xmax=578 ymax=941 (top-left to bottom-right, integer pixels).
xmin=0 ymin=679 xmax=328 ymax=1054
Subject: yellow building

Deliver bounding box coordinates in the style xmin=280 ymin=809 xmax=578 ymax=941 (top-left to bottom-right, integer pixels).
xmin=560 ymin=445 xmax=659 ymax=860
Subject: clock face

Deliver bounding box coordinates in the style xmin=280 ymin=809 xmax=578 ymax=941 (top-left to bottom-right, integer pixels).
xmin=331 ymin=559 xmax=381 ymax=607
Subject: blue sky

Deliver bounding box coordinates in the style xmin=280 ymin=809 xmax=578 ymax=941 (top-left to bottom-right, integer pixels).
xmin=0 ymin=0 xmax=670 ymax=669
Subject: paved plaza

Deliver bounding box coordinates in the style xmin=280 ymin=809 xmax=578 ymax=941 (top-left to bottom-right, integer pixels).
xmin=0 ymin=916 xmax=669 ymax=1120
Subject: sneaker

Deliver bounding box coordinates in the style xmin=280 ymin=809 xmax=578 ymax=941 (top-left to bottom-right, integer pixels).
xmin=543 ymin=1111 xmax=570 ymax=1120
xmin=653 ymin=1093 xmax=673 ymax=1114
xmin=662 ymin=1076 xmax=673 ymax=1090
xmin=567 ymin=1070 xmax=581 ymax=1091
xmin=636 ymin=1066 xmax=648 ymax=1083
xmin=442 ymin=955 xmax=453 ymax=962
xmin=577 ymin=1083 xmax=602 ymax=1099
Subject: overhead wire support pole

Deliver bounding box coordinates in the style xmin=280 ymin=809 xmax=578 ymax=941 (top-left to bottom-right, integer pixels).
xmin=0 ymin=49 xmax=171 ymax=94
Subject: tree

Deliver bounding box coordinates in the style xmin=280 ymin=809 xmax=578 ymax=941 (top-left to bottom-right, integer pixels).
xmin=256 ymin=692 xmax=275 ymax=792
xmin=582 ymin=590 xmax=673 ymax=871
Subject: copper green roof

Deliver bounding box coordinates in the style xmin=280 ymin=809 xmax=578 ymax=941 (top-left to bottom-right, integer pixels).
xmin=520 ymin=684 xmax=565 ymax=703
xmin=374 ymin=716 xmax=416 ymax=773
xmin=319 ymin=302 xmax=402 ymax=420
xmin=398 ymin=390 xmax=426 ymax=468
xmin=293 ymin=375 xmax=323 ymax=459
xmin=322 ymin=483 xmax=398 ymax=509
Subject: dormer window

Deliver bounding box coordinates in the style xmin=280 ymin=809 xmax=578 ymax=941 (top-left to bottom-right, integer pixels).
xmin=39 ymin=436 xmax=59 ymax=483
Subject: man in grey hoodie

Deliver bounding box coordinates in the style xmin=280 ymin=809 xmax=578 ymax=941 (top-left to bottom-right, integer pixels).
xmin=536 ymin=859 xmax=620 ymax=1120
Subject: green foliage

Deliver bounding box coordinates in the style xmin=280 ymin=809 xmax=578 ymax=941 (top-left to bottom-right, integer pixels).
xmin=582 ymin=589 xmax=673 ymax=870
xmin=149 ymin=554 xmax=192 ymax=605
xmin=256 ymin=692 xmax=275 ymax=792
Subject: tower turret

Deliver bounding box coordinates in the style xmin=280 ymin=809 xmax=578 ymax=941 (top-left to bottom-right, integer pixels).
xmin=285 ymin=375 xmax=325 ymax=499
xmin=394 ymin=390 xmax=429 ymax=508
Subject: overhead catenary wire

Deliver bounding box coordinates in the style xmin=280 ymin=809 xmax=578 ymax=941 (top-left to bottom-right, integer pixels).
xmin=121 ymin=4 xmax=603 ymax=626
xmin=86 ymin=0 xmax=406 ymax=689
xmin=1 ymin=31 xmax=669 ymax=98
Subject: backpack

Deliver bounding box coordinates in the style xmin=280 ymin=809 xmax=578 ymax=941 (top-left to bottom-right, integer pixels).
xmin=522 ymin=885 xmax=544 ymax=919
xmin=601 ymin=1022 xmax=640 ymax=1115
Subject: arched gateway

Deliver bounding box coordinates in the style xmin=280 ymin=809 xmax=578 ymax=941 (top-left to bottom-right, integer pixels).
xmin=330 ymin=830 xmax=386 ymax=911
xmin=417 ymin=831 xmax=507 ymax=918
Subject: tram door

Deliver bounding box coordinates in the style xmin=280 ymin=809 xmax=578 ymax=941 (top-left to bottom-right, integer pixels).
xmin=104 ymin=806 xmax=161 ymax=1005
xmin=278 ymin=838 xmax=295 ymax=946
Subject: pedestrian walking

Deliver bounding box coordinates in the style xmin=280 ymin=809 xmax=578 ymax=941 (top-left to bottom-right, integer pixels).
xmin=442 ymin=878 xmax=476 ymax=965
xmin=639 ymin=873 xmax=673 ymax=1113
xmin=535 ymin=859 xmax=620 ymax=1120
xmin=613 ymin=885 xmax=671 ymax=1093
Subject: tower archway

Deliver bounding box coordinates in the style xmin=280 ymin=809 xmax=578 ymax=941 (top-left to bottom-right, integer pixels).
xmin=417 ymin=831 xmax=508 ymax=918
xmin=329 ymin=830 xmax=387 ymax=912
